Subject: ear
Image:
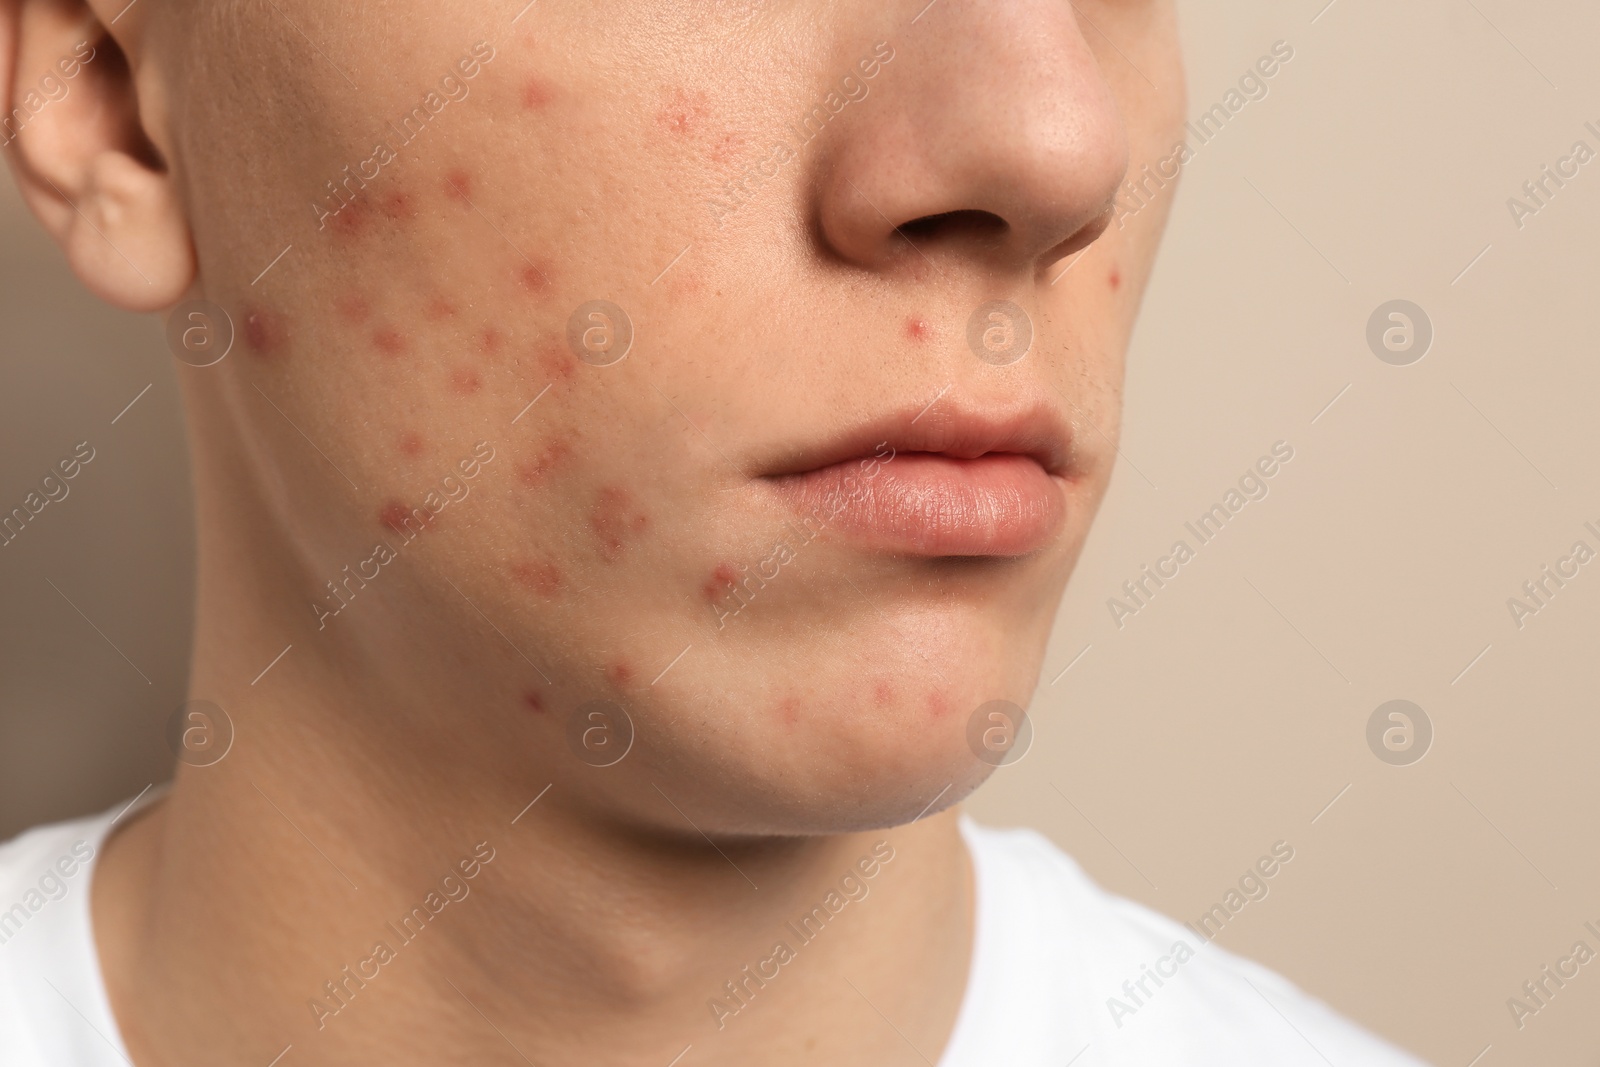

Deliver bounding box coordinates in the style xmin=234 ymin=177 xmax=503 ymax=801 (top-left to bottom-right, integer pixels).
xmin=0 ymin=0 xmax=194 ymax=312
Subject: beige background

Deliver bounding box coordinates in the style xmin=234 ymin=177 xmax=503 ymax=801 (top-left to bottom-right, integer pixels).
xmin=3 ymin=1 xmax=1598 ymax=1063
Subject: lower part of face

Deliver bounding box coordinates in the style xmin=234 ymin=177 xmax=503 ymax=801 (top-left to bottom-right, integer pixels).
xmin=164 ymin=0 xmax=1185 ymax=834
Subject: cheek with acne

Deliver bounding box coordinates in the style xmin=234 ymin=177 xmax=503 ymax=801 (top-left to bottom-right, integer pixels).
xmin=450 ymin=368 xmax=483 ymax=396
xmin=873 ymin=680 xmax=895 ymax=708
xmin=905 ymin=317 xmax=931 ymax=341
xmin=523 ymin=690 xmax=547 ymax=714
xmin=1108 ymin=267 xmax=1122 ymax=292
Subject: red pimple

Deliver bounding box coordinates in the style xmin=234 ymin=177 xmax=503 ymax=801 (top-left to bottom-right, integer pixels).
xmin=333 ymin=291 xmax=371 ymax=324
xmin=1108 ymin=267 xmax=1122 ymax=291
xmin=515 ymin=440 xmax=572 ymax=486
xmin=590 ymin=486 xmax=649 ymax=561
xmin=516 ymin=263 xmax=552 ymax=295
xmin=327 ymin=200 xmax=368 ymax=240
xmin=608 ymin=661 xmax=633 ymax=687
xmin=511 ymin=560 xmax=563 ymax=597
xmin=710 ymin=132 xmax=744 ymax=164
xmin=444 ymin=169 xmax=474 ymax=202
xmin=703 ymin=562 xmax=739 ymax=602
xmin=905 ymin=317 xmax=931 ymax=341
xmin=537 ymin=337 xmax=577 ymax=381
xmin=423 ymin=296 xmax=458 ymax=321
xmin=380 ymin=190 xmax=415 ymax=220
xmin=523 ymin=690 xmax=547 ymax=714
xmin=397 ymin=431 xmax=425 ymax=458
xmin=657 ymin=87 xmax=710 ymax=136
xmin=379 ymin=500 xmax=433 ymax=535
xmin=873 ymin=680 xmax=895 ymax=708
xmin=477 ymin=326 xmax=505 ymax=356
xmin=521 ymin=76 xmax=555 ymax=111
xmin=926 ymin=690 xmax=951 ymax=719
xmin=450 ymin=368 xmax=483 ymax=395
xmin=241 ymin=307 xmax=281 ymax=356
xmin=372 ymin=326 xmax=408 ymax=357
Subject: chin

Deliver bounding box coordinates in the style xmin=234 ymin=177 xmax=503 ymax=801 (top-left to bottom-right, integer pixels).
xmin=620 ymin=620 xmax=1043 ymax=838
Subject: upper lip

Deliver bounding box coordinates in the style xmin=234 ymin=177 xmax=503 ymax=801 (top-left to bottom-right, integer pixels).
xmin=757 ymin=399 xmax=1074 ymax=479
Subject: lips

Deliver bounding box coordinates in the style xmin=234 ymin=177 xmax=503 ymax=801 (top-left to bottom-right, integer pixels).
xmin=760 ymin=403 xmax=1072 ymax=557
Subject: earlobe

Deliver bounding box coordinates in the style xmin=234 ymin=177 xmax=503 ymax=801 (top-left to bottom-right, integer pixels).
xmin=1 ymin=0 xmax=195 ymax=312
xmin=56 ymin=148 xmax=194 ymax=311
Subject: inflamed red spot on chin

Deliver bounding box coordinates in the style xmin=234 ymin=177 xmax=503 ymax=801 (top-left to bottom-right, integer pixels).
xmin=905 ymin=317 xmax=931 ymax=341
xmin=523 ymin=690 xmax=547 ymax=714
xmin=373 ymin=326 xmax=408 ymax=357
xmin=1109 ymin=267 xmax=1122 ymax=291
xmin=590 ymin=486 xmax=649 ymax=561
xmin=926 ymin=690 xmax=951 ymax=719
xmin=450 ymin=368 xmax=483 ymax=396
xmin=397 ymin=431 xmax=426 ymax=459
xmin=510 ymin=560 xmax=563 ymax=597
xmin=607 ymin=661 xmax=633 ymax=688
xmin=873 ymin=680 xmax=895 ymax=708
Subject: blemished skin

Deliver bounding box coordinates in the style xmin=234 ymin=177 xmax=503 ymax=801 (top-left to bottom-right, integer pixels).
xmin=2 ymin=0 xmax=1186 ymax=1064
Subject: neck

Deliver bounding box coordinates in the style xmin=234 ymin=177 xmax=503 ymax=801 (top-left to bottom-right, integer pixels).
xmin=91 ymin=468 xmax=976 ymax=1066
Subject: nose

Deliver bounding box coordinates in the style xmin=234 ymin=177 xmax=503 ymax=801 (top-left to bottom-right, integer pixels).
xmin=816 ymin=0 xmax=1130 ymax=277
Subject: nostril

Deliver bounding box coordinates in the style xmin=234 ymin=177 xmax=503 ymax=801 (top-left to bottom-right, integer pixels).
xmin=895 ymin=209 xmax=1008 ymax=245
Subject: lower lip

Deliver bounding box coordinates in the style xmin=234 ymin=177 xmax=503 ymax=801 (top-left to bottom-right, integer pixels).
xmin=767 ymin=453 xmax=1066 ymax=557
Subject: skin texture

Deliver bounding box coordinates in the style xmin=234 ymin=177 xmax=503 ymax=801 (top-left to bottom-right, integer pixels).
xmin=2 ymin=1 xmax=1186 ymax=1064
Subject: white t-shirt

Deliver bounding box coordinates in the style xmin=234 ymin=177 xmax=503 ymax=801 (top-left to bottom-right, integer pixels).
xmin=0 ymin=798 xmax=1430 ymax=1066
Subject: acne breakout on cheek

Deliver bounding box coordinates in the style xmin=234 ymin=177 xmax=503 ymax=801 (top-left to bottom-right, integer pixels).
xmin=311 ymin=42 xmax=498 ymax=232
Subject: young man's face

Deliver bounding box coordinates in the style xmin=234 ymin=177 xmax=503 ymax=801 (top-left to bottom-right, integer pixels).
xmin=139 ymin=0 xmax=1185 ymax=832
